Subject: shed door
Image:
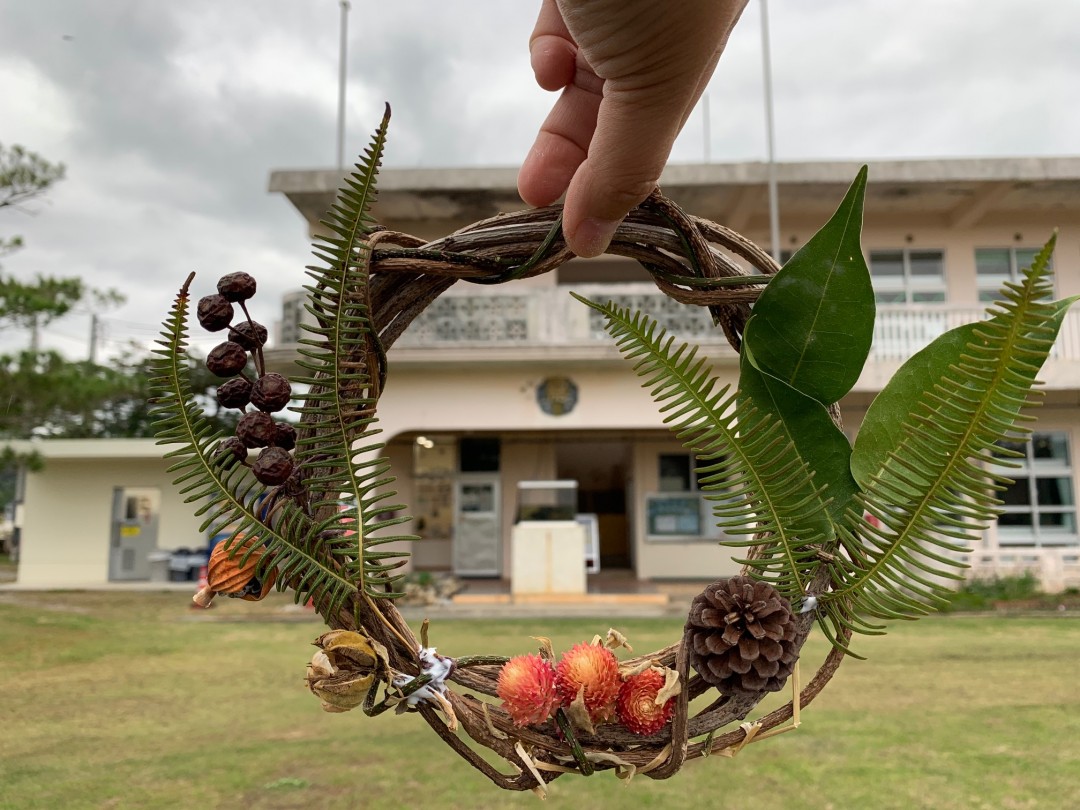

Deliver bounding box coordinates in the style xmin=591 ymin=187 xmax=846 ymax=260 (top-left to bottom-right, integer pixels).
xmin=453 ymin=476 xmax=500 ymax=576
xmin=109 ymin=487 xmax=161 ymax=581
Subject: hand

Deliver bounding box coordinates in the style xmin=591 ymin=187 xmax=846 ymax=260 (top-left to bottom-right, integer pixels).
xmin=517 ymin=0 xmax=748 ymax=257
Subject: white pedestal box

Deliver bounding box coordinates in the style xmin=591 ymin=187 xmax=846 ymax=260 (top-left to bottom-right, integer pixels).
xmin=510 ymin=520 xmax=587 ymax=596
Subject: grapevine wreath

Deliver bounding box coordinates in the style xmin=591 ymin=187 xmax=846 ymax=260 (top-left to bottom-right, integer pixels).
xmin=153 ymin=107 xmax=1074 ymax=794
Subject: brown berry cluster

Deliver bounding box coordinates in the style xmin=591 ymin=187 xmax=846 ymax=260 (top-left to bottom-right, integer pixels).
xmin=197 ymin=272 xmax=297 ymax=487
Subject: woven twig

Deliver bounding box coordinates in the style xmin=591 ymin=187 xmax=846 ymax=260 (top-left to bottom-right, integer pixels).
xmin=310 ymin=189 xmax=845 ymax=792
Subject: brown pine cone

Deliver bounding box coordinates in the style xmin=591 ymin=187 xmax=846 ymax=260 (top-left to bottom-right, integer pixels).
xmin=686 ymin=576 xmax=799 ymax=695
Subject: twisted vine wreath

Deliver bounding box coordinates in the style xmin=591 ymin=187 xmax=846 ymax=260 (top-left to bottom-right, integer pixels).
xmin=153 ymin=107 xmax=1072 ymax=794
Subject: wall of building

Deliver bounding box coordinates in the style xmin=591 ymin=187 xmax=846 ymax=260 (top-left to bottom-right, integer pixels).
xmin=630 ymin=440 xmax=744 ymax=581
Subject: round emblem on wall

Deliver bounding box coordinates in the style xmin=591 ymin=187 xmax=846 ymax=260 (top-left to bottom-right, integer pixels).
xmin=537 ymin=376 xmax=578 ymax=416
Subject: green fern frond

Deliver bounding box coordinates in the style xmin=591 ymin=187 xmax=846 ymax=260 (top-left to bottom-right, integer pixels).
xmin=149 ymin=276 xmax=360 ymax=615
xmin=574 ymin=294 xmax=830 ymax=605
xmin=826 ymin=236 xmax=1073 ymax=630
xmin=288 ymin=104 xmax=416 ymax=599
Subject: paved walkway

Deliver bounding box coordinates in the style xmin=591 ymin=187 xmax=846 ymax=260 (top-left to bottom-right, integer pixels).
xmin=0 ymin=570 xmax=711 ymax=619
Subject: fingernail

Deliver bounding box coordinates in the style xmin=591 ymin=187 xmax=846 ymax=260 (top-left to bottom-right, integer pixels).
xmin=572 ymin=218 xmax=620 ymax=258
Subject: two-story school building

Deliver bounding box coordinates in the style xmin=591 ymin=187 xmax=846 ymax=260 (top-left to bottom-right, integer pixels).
xmin=266 ymin=157 xmax=1080 ymax=591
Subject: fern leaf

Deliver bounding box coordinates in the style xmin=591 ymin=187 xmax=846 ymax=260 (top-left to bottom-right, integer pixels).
xmin=574 ymin=294 xmax=830 ymax=606
xmin=290 ymin=104 xmax=417 ymax=599
xmin=149 ymin=275 xmax=359 ymax=615
xmin=827 ymin=235 xmax=1077 ymax=630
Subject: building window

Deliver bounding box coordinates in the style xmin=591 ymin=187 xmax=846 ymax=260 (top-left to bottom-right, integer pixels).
xmin=993 ymin=432 xmax=1077 ymax=547
xmin=869 ymin=249 xmax=946 ymax=304
xmin=975 ymin=247 xmax=1050 ymax=303
xmin=659 ymin=453 xmax=712 ymax=492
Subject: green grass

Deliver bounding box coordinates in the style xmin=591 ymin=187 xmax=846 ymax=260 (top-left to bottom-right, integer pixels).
xmin=0 ymin=592 xmax=1078 ymax=809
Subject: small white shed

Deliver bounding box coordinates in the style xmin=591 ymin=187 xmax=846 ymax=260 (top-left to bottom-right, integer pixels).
xmin=7 ymin=438 xmax=206 ymax=588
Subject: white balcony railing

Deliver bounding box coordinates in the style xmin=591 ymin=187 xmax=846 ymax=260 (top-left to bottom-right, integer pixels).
xmin=391 ymin=284 xmax=1080 ymax=363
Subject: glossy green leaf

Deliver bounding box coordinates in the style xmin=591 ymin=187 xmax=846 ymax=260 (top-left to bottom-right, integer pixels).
xmin=829 ymin=235 xmax=1079 ymax=636
xmin=743 ymin=166 xmax=874 ymax=404
xmin=852 ymin=243 xmax=1077 ymax=492
xmin=741 ymin=345 xmax=858 ymax=526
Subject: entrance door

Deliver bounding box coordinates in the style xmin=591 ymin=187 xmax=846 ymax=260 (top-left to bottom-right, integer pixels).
xmin=453 ymin=475 xmax=500 ymax=576
xmin=109 ymin=487 xmax=161 ymax=581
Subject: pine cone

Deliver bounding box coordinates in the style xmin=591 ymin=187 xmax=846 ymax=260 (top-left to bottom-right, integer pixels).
xmin=685 ymin=576 xmax=799 ymax=695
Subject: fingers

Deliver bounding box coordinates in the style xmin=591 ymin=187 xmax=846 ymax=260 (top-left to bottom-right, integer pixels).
xmin=521 ymin=0 xmax=749 ymax=257
xmin=560 ymin=83 xmax=691 ymax=257
xmin=529 ymin=0 xmax=575 ymax=91
xmin=518 ymin=55 xmax=602 ymax=208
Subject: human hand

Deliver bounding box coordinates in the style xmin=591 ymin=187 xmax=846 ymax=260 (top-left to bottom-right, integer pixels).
xmin=517 ymin=0 xmax=748 ymax=257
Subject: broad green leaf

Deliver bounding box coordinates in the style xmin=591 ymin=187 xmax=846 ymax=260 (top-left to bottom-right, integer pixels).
xmin=743 ymin=166 xmax=874 ymax=404
xmin=852 ymin=270 xmax=1078 ymax=492
xmin=827 ymin=235 xmax=1078 ymax=634
xmin=741 ymin=345 xmax=858 ymax=526
xmin=850 ymin=322 xmax=982 ymax=493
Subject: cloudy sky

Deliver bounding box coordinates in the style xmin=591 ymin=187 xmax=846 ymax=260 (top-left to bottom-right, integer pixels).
xmin=2 ymin=0 xmax=1078 ymax=359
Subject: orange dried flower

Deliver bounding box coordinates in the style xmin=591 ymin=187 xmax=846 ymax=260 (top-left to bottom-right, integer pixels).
xmin=497 ymin=654 xmax=558 ymax=727
xmin=555 ymin=642 xmax=621 ymax=724
xmin=617 ymin=668 xmax=675 ymax=735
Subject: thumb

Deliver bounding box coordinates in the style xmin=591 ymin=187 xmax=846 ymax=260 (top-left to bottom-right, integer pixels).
xmin=560 ymin=85 xmax=692 ymax=257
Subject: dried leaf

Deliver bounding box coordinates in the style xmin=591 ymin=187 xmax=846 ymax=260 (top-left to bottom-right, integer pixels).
xmin=531 ymin=636 xmax=555 ymax=661
xmin=604 ymin=628 xmax=633 ymax=653
xmin=618 ymin=658 xmax=660 ymax=679
xmin=655 ymin=667 xmax=682 ymax=706
xmin=564 ymin=685 xmax=596 ymax=736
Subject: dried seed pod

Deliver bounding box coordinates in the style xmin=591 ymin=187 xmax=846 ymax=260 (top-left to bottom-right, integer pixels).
xmin=250 ymin=373 xmax=292 ymax=412
xmin=217 ymin=271 xmax=257 ymax=302
xmin=216 ymin=377 xmax=252 ymax=409
xmin=272 ymin=422 xmax=297 ymax=450
xmin=214 ymin=436 xmax=248 ymax=465
xmin=306 ymin=631 xmax=380 ymax=713
xmin=192 ymin=538 xmax=276 ymax=608
xmin=205 ymin=341 xmax=249 ymax=378
xmin=252 ymin=446 xmax=294 ymax=485
xmin=228 ymin=320 xmax=268 ymax=351
xmin=685 ymin=576 xmax=799 ymax=695
xmin=197 ymin=294 xmax=234 ymax=332
xmin=236 ymin=411 xmax=276 ymax=448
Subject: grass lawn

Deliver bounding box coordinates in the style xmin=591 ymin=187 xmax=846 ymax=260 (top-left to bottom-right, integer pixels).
xmin=0 ymin=591 xmax=1078 ymax=809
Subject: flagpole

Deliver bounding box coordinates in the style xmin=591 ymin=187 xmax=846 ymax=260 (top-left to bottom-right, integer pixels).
xmin=761 ymin=0 xmax=781 ymax=262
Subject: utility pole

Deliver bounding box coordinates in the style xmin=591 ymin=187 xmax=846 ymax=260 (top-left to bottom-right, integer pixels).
xmin=337 ymin=0 xmax=351 ymax=172
xmin=761 ymin=0 xmax=781 ymax=262
xmin=89 ymin=313 xmax=99 ymax=364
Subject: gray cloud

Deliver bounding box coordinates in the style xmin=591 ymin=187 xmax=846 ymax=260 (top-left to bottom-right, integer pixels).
xmin=1 ymin=0 xmax=1077 ymax=358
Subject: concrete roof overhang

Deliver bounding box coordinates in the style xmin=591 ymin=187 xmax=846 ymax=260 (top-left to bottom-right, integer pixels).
xmin=269 ymin=156 xmax=1080 ymax=235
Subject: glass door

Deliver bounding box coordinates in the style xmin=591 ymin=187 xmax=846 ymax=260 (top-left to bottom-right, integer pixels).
xmin=453 ymin=475 xmax=500 ymax=576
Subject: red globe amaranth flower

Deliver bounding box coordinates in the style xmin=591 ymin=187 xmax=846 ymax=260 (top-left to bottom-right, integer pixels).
xmin=555 ymin=643 xmax=621 ymax=724
xmin=497 ymin=654 xmax=558 ymax=727
xmin=617 ymin=668 xmax=674 ymax=735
